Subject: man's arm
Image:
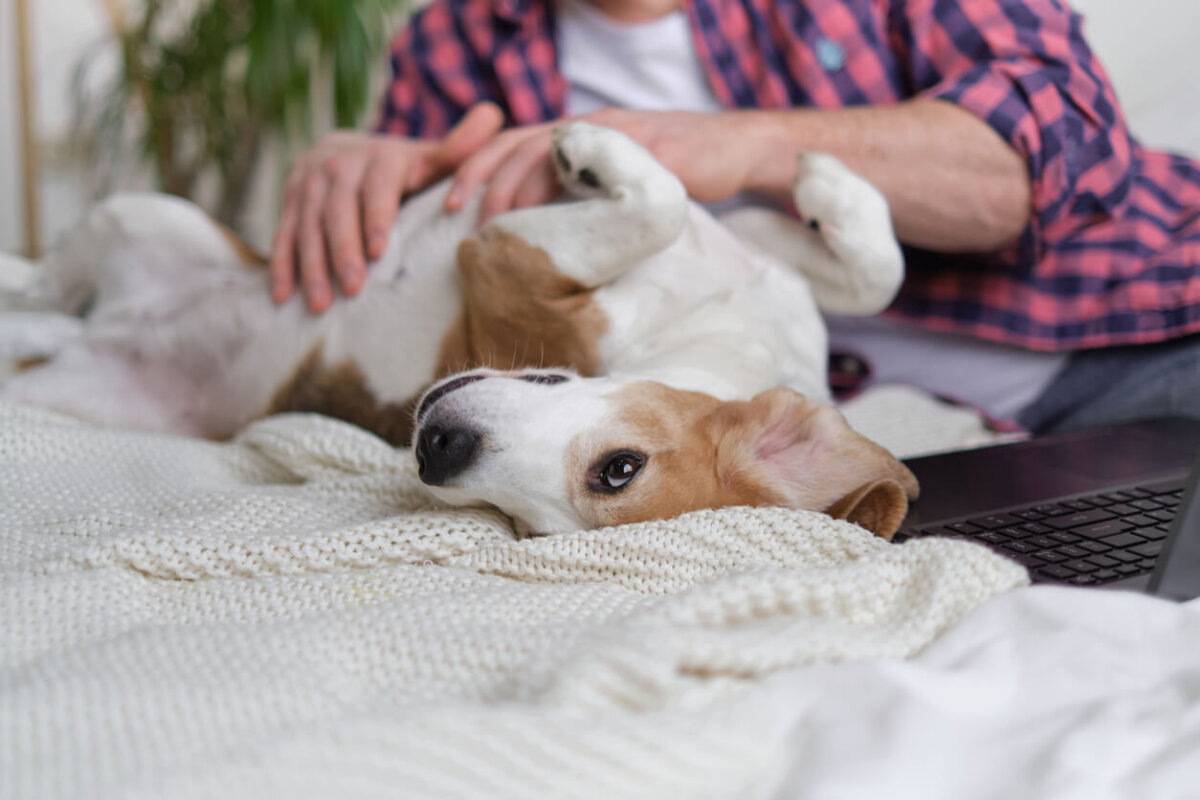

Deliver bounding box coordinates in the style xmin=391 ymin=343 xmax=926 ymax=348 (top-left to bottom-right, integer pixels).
xmin=452 ymin=0 xmax=1131 ymax=264
xmin=742 ymin=100 xmax=1032 ymax=252
xmin=447 ymin=102 xmax=1032 ymax=253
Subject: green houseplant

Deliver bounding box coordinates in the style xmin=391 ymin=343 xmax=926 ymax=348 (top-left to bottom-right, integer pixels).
xmin=75 ymin=0 xmax=407 ymax=229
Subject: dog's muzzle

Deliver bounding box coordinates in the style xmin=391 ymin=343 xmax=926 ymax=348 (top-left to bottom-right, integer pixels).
xmin=415 ymin=423 xmax=481 ymax=486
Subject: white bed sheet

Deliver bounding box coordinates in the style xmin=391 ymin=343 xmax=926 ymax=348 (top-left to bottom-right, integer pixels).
xmin=747 ymin=585 xmax=1200 ymax=799
xmin=2 ymin=398 xmax=1198 ymax=798
xmin=84 ymin=588 xmax=1200 ymax=800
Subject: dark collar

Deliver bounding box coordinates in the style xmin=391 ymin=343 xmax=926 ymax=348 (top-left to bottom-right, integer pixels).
xmin=492 ymin=0 xmax=535 ymax=25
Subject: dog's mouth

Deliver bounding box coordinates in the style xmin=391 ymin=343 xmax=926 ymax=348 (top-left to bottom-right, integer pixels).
xmin=416 ymin=374 xmax=487 ymax=423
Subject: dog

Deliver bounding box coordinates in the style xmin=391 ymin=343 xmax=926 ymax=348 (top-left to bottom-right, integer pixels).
xmin=0 ymin=122 xmax=917 ymax=536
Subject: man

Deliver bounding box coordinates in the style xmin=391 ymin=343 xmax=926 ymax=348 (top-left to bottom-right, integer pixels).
xmin=270 ymin=0 xmax=1200 ymax=434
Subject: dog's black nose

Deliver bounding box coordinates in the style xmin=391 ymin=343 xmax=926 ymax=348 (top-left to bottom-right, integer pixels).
xmin=415 ymin=424 xmax=481 ymax=486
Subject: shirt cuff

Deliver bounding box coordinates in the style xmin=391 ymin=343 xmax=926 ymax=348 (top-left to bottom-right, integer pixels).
xmin=921 ymin=61 xmax=1071 ymax=268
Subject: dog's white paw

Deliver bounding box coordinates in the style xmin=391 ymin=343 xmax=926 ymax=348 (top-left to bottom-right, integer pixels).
xmin=488 ymin=121 xmax=687 ymax=286
xmin=790 ymin=151 xmax=904 ymax=315
xmin=792 ymin=152 xmax=891 ymax=241
xmin=551 ymin=122 xmax=673 ymax=199
xmin=0 ymin=312 xmax=85 ymax=361
xmin=0 ymin=252 xmax=37 ymax=293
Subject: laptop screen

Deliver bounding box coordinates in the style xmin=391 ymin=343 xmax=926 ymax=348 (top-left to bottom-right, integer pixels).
xmin=1149 ymin=455 xmax=1200 ymax=602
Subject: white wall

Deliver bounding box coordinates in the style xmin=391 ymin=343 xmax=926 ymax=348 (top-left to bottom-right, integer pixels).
xmin=0 ymin=0 xmax=395 ymax=256
xmin=1071 ymin=0 xmax=1200 ymax=157
xmin=0 ymin=0 xmax=23 ymax=254
xmin=1 ymin=0 xmax=1197 ymax=257
xmin=0 ymin=0 xmax=110 ymax=255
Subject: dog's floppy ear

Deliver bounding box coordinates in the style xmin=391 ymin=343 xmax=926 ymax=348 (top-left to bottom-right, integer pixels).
xmin=825 ymin=479 xmax=909 ymax=540
xmin=708 ymin=387 xmax=917 ymax=537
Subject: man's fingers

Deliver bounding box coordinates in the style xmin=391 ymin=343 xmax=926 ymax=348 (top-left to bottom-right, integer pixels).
xmin=479 ymin=137 xmax=553 ymax=223
xmin=437 ymin=102 xmax=506 ymax=168
xmin=323 ymin=173 xmax=368 ymax=296
xmin=446 ymin=127 xmax=542 ymax=211
xmin=269 ymin=200 xmax=300 ymax=304
xmin=297 ymin=175 xmax=334 ymax=313
xmin=512 ymin=159 xmax=560 ymax=211
xmin=511 ymin=154 xmax=556 ymax=206
xmin=361 ymin=153 xmax=407 ymax=261
xmin=406 ymin=104 xmax=505 ymax=197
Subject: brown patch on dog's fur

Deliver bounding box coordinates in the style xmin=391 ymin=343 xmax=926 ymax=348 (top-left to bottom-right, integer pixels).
xmin=434 ymin=313 xmax=472 ymax=379
xmin=567 ymin=383 xmax=917 ymax=536
xmin=216 ymin=224 xmax=268 ymax=267
xmin=266 ymin=344 xmax=417 ymax=446
xmin=824 ymin=479 xmax=910 ymax=540
xmin=436 ymin=228 xmax=608 ymax=377
xmin=265 ymin=229 xmax=608 ymax=445
xmin=566 ymin=383 xmax=731 ymax=528
xmin=706 ymin=388 xmax=917 ymax=515
xmin=15 ymin=358 xmax=48 ymax=372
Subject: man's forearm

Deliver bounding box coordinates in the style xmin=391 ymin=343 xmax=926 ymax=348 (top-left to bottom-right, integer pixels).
xmin=742 ymin=100 xmax=1033 ymax=253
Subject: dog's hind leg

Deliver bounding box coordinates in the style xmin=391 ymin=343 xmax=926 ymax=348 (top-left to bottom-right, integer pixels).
xmin=1 ymin=193 xmax=264 ymax=370
xmin=721 ymin=152 xmax=904 ymax=316
xmin=0 ymin=351 xmax=188 ymax=432
xmin=16 ymin=193 xmax=264 ymax=317
xmin=485 ymin=122 xmax=689 ymax=288
xmin=0 ymin=251 xmax=38 ymax=293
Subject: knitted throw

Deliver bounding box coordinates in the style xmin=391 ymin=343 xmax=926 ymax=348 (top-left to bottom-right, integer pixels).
xmin=0 ymin=400 xmax=1027 ymax=799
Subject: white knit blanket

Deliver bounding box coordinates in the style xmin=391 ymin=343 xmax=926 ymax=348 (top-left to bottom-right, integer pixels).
xmin=0 ymin=399 xmax=1029 ymax=799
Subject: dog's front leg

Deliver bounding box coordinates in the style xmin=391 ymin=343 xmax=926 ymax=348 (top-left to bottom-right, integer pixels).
xmin=721 ymin=153 xmax=904 ymax=316
xmin=484 ymin=122 xmax=689 ymax=288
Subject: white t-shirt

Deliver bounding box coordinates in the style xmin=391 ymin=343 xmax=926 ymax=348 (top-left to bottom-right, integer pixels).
xmin=555 ymin=0 xmax=1066 ymax=421
xmin=558 ymin=0 xmax=725 ymax=115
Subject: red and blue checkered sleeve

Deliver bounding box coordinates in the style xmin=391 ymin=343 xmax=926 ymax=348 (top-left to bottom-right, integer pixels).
xmin=375 ymin=0 xmax=496 ymax=139
xmin=889 ymin=0 xmax=1135 ymax=258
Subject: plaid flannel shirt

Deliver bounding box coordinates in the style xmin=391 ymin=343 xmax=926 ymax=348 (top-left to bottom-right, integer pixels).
xmin=378 ymin=0 xmax=1200 ymax=352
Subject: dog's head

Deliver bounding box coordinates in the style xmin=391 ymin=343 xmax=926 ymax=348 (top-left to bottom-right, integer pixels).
xmin=413 ymin=368 xmax=918 ymax=537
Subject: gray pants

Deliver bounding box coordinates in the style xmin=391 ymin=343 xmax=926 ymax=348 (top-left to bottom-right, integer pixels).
xmin=1017 ymin=333 xmax=1200 ymax=434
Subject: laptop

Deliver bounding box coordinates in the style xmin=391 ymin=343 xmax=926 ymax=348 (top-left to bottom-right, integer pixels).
xmin=895 ymin=417 xmax=1200 ymax=600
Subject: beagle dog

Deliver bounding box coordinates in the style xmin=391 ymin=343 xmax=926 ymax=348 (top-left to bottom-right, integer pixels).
xmin=0 ymin=123 xmax=916 ymax=536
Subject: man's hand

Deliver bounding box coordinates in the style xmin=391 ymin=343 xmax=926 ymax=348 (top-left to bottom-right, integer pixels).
xmin=271 ymin=103 xmax=504 ymax=313
xmin=446 ymin=108 xmax=771 ymax=223
xmin=447 ymin=101 xmax=1031 ymax=252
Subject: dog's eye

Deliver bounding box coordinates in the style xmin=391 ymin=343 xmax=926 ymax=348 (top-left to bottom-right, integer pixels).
xmin=598 ymin=452 xmax=644 ymax=490
xmin=519 ymin=373 xmax=570 ymax=385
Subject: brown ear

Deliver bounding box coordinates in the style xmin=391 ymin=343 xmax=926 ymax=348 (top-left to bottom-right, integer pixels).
xmin=825 ymin=479 xmax=910 ymax=540
xmin=710 ymin=387 xmax=919 ymax=518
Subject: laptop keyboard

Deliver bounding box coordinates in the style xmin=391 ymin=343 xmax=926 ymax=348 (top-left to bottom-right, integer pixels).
xmin=899 ymin=476 xmax=1186 ymax=586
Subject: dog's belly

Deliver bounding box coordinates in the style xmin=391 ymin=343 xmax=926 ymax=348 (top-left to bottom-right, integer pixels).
xmin=593 ymin=206 xmax=829 ymax=402
xmin=215 ymin=248 xmax=465 ymax=437
xmin=134 ymin=279 xmax=461 ymax=440
xmin=118 ymin=187 xmax=471 ymax=438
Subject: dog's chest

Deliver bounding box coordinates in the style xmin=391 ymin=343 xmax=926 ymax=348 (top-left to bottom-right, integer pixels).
xmin=591 ymin=207 xmax=824 ymax=400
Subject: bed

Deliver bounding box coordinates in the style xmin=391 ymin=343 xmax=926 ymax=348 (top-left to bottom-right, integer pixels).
xmin=3 ymin=386 xmax=1198 ymax=799
xmin=7 ymin=2 xmax=1200 ymax=787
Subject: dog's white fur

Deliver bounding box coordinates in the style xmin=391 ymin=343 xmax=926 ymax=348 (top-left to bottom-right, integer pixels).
xmin=0 ymin=123 xmax=908 ymax=534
